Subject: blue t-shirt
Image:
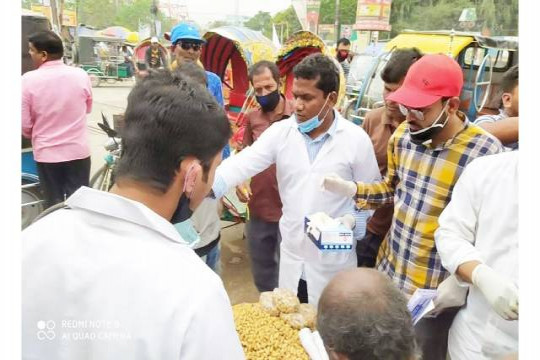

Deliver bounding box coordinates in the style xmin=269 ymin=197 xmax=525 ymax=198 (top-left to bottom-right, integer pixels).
xmin=205 ymin=71 xmax=229 ymax=159
xmin=206 ymin=71 xmax=224 ymax=107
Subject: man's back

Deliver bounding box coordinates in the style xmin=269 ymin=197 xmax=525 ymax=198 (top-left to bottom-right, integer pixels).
xmin=22 ymin=188 xmax=244 ymax=360
xmin=22 ymin=60 xmax=91 ymax=163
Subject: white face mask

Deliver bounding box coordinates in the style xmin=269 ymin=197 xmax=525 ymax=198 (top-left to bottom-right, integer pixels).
xmin=402 ymin=100 xmax=450 ymax=146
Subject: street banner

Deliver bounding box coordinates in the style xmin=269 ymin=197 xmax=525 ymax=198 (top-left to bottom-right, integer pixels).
xmin=292 ymin=0 xmax=308 ymax=30
xmin=354 ymin=0 xmax=392 ymax=32
xmin=306 ymin=0 xmax=321 ymax=34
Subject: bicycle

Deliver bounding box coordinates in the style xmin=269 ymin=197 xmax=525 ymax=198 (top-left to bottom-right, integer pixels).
xmin=90 ymin=113 xmax=122 ymax=191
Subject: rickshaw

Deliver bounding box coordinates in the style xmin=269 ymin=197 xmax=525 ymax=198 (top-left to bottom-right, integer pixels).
xmin=345 ymin=30 xmax=519 ymax=125
xmin=132 ymin=37 xmax=171 ymax=79
xmin=21 ymin=10 xmax=51 ymax=229
xmin=200 ymin=26 xmax=277 ymax=147
xmin=276 ymin=31 xmax=347 ymax=109
xmin=76 ymin=34 xmax=132 ymax=87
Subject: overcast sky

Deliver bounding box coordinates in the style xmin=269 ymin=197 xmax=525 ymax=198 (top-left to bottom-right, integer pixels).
xmin=182 ymin=0 xmax=294 ymax=26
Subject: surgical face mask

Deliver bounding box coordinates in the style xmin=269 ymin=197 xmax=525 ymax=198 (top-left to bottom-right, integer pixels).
xmin=256 ymin=89 xmax=280 ymax=113
xmin=170 ymin=162 xmax=201 ymax=248
xmin=173 ymin=218 xmax=201 ymax=248
xmin=297 ymin=96 xmax=332 ymax=134
xmin=401 ymin=100 xmax=449 ymax=146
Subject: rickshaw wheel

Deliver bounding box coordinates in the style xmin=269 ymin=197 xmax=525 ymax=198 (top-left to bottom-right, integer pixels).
xmin=90 ymin=74 xmax=101 ymax=87
xmin=21 ymin=182 xmax=44 ymax=229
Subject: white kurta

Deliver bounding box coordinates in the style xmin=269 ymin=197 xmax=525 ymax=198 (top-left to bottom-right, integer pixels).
xmin=215 ymin=113 xmax=380 ymax=305
xmin=435 ymin=151 xmax=518 ymax=359
xmin=22 ymin=187 xmax=245 ymax=360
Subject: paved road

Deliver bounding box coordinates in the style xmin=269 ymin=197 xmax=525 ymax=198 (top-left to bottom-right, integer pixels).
xmin=88 ymin=84 xmax=259 ymax=305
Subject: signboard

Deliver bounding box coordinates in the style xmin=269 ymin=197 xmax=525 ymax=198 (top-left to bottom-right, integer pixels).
xmin=30 ymin=5 xmax=77 ymax=27
xmin=62 ymin=10 xmax=77 ymax=27
xmin=318 ymin=24 xmax=335 ymax=43
xmin=340 ymin=25 xmax=353 ymax=39
xmin=354 ymin=0 xmax=392 ymax=32
xmin=306 ymin=0 xmax=321 ymax=34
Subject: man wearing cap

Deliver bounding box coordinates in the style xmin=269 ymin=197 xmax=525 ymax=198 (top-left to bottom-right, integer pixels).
xmin=145 ymin=37 xmax=167 ymax=70
xmin=170 ymin=23 xmax=224 ymax=107
xmin=323 ymin=54 xmax=504 ymax=359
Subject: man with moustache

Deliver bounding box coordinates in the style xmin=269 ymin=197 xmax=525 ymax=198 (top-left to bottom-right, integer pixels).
xmin=235 ymin=60 xmax=295 ymax=292
xmin=357 ymin=48 xmax=423 ymax=268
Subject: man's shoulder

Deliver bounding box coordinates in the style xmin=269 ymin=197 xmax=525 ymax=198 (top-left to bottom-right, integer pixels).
xmin=462 ymin=123 xmax=504 ymax=152
xmin=363 ymin=107 xmax=385 ymax=127
xmin=205 ymin=71 xmax=221 ymax=83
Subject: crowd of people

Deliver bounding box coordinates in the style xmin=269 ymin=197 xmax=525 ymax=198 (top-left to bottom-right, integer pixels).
xmin=21 ymin=21 xmax=519 ymax=360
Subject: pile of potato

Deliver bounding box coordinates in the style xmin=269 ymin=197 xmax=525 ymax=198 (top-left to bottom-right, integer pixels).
xmin=232 ymin=288 xmax=318 ymax=359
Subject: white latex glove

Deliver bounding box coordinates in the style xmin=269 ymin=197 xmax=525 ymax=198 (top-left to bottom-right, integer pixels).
xmin=299 ymin=328 xmax=329 ymax=360
xmin=472 ymin=264 xmax=519 ymax=320
xmin=322 ymin=173 xmax=357 ymax=198
xmin=338 ymin=214 xmax=356 ymax=231
xmin=431 ymin=275 xmax=468 ymax=316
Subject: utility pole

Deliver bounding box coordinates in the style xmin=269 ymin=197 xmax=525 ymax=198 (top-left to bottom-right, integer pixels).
xmin=150 ymin=0 xmax=159 ymax=36
xmin=335 ymin=0 xmax=340 ymax=44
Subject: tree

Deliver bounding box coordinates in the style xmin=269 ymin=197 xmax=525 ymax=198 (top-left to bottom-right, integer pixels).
xmin=272 ymin=5 xmax=303 ymax=39
xmin=319 ymin=0 xmax=358 ymax=26
xmin=244 ymin=11 xmax=273 ymax=38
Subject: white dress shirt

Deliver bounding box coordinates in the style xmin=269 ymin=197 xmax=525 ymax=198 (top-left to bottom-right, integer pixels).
xmin=213 ymin=111 xmax=380 ymax=305
xmin=435 ymin=151 xmax=518 ymax=359
xmin=22 ymin=187 xmax=244 ymax=360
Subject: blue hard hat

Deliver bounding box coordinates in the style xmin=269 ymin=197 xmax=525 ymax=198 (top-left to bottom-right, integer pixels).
xmin=170 ymin=23 xmax=205 ymax=44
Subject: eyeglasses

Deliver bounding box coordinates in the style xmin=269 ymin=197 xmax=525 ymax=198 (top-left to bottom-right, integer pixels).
xmin=399 ymin=99 xmax=449 ymax=121
xmin=398 ymin=104 xmax=426 ymax=121
xmin=177 ymin=42 xmax=201 ymax=52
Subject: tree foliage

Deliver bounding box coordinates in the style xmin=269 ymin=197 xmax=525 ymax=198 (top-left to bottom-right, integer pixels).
xmin=272 ymin=6 xmax=303 ymax=38
xmin=244 ymin=11 xmax=273 ymax=38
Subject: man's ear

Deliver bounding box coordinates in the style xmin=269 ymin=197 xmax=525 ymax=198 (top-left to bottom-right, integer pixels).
xmin=330 ymin=91 xmax=339 ymax=106
xmin=178 ymin=157 xmax=202 ymax=193
xmin=447 ymin=96 xmax=461 ymax=114
xmin=501 ymin=92 xmax=512 ymax=109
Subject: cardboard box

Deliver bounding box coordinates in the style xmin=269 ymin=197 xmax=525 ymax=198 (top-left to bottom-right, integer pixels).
xmin=304 ymin=214 xmax=353 ymax=251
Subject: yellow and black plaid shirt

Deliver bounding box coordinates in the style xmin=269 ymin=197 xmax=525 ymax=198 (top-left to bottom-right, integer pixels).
xmin=356 ymin=113 xmax=504 ymax=295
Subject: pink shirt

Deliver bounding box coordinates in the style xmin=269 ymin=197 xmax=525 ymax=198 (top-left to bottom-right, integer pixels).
xmin=22 ymin=60 xmax=92 ymax=163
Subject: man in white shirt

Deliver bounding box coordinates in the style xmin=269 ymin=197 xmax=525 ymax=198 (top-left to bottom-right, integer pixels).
xmin=435 ymin=151 xmax=518 ymax=359
xmin=211 ymin=54 xmax=380 ymax=306
xmin=22 ymin=69 xmax=245 ymax=360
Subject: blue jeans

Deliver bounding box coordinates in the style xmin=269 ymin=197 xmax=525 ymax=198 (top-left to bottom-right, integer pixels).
xmin=200 ymin=242 xmax=220 ymax=274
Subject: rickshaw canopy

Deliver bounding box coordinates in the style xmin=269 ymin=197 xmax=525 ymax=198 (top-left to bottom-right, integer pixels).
xmin=201 ymin=26 xmax=277 ymax=80
xmin=77 ymin=35 xmax=124 ymax=65
xmin=385 ymin=31 xmax=475 ymax=57
xmin=277 ymin=31 xmax=346 ymax=106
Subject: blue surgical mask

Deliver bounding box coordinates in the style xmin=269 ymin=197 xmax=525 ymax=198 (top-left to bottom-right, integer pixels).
xmin=297 ymin=96 xmax=332 ymax=134
xmin=174 ymin=218 xmax=201 ymax=248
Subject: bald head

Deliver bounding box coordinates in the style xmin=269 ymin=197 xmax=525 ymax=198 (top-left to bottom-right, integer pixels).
xmin=317 ymin=269 xmax=418 ymax=360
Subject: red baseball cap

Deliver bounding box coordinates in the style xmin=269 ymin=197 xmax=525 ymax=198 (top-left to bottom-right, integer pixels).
xmin=387 ymin=54 xmax=463 ymax=108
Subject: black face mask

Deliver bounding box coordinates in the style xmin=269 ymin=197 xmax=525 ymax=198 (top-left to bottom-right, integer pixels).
xmin=256 ymin=89 xmax=281 ymax=113
xmin=409 ymin=111 xmax=449 ymax=146
xmin=170 ymin=192 xmax=193 ymax=224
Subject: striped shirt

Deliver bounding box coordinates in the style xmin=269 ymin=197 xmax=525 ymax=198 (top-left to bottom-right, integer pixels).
xmin=354 ymin=113 xmax=504 ymax=295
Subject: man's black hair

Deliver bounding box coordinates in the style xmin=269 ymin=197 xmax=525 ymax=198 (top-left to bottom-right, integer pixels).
xmin=380 ymin=48 xmax=423 ymax=84
xmin=176 ymin=61 xmax=207 ymax=87
xmin=293 ymin=53 xmax=340 ymax=96
xmin=501 ymin=64 xmax=518 ymax=93
xmin=248 ymin=60 xmax=280 ymax=85
xmin=115 ymin=69 xmax=231 ymax=193
xmin=28 ymin=30 xmax=64 ymax=60
xmin=337 ymin=38 xmax=351 ymax=47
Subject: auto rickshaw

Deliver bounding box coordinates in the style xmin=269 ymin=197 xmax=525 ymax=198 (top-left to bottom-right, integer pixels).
xmin=345 ymin=30 xmax=519 ymax=125
xmin=76 ymin=34 xmax=132 ymax=87
xmin=200 ymin=26 xmax=277 ymax=144
xmin=276 ymin=31 xmax=347 ymax=109
xmin=21 ymin=9 xmax=51 ymax=229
